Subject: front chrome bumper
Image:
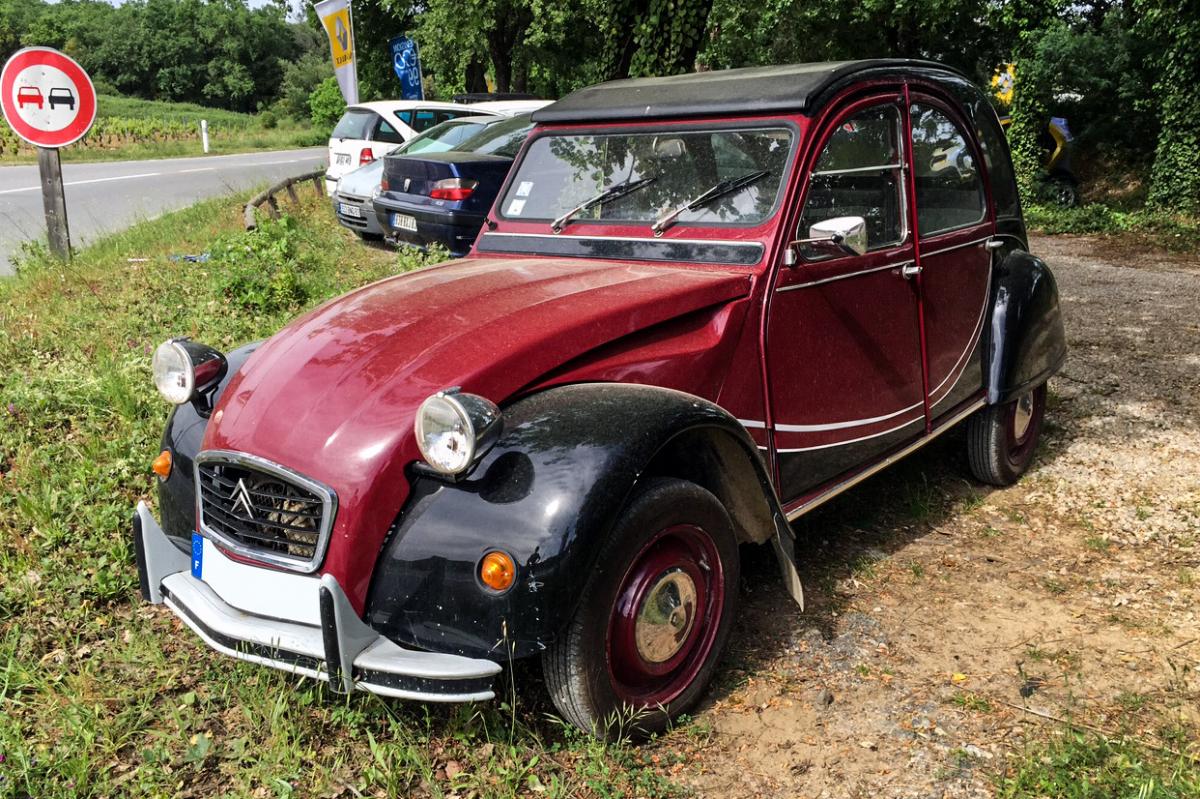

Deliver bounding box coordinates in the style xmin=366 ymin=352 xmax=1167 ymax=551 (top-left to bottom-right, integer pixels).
xmin=132 ymin=501 xmax=501 ymax=702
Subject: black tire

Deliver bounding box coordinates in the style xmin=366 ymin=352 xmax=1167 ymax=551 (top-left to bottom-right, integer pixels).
xmin=542 ymin=477 xmax=739 ymax=739
xmin=1049 ymin=176 xmax=1079 ymax=208
xmin=966 ymin=384 xmax=1047 ymax=486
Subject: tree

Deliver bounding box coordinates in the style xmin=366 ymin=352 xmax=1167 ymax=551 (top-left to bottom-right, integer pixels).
xmin=1138 ymin=0 xmax=1200 ymax=212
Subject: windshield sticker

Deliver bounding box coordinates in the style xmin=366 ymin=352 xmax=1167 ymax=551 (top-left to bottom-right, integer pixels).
xmin=507 ymin=198 xmax=527 ymax=216
xmin=516 ymin=181 xmax=534 ymax=197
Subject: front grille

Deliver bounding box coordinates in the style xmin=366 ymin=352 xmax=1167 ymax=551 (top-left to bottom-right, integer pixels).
xmin=195 ymin=452 xmax=337 ymax=572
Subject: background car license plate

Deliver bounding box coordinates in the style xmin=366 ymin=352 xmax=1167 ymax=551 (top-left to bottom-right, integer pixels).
xmin=392 ymin=213 xmax=418 ymax=233
xmin=339 ymin=202 xmax=362 ymax=218
xmin=335 ymin=153 xmax=351 ymax=166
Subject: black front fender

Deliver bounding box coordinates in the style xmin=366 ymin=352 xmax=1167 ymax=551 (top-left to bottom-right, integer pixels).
xmin=985 ymin=250 xmax=1067 ymax=404
xmin=364 ymin=383 xmax=790 ymax=661
xmin=156 ymin=341 xmax=263 ymax=542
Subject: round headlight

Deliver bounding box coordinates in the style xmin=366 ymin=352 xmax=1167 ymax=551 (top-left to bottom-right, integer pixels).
xmin=414 ymin=390 xmax=502 ymax=476
xmin=152 ymin=340 xmax=195 ymax=405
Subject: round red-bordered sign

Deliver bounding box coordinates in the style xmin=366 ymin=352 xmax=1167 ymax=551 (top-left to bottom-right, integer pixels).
xmin=1 ymin=47 xmax=97 ymax=148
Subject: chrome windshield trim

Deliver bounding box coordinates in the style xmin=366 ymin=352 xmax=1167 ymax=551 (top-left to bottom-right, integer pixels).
xmin=194 ymin=450 xmax=338 ymax=575
xmin=479 ymin=231 xmax=765 ymax=251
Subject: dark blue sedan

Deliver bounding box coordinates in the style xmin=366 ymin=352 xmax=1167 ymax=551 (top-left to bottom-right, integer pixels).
xmin=374 ymin=113 xmax=534 ymax=256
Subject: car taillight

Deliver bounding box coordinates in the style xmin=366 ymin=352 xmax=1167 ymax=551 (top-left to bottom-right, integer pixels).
xmin=359 ymin=148 xmax=375 ymax=166
xmin=429 ymin=178 xmax=478 ymax=201
xmin=380 ymin=177 xmax=389 ymax=192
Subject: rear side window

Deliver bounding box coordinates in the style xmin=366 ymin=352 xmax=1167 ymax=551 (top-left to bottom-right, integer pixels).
xmin=373 ymin=117 xmax=405 ymax=144
xmin=798 ymin=105 xmax=905 ymax=258
xmin=332 ymin=109 xmax=375 ymax=140
xmin=910 ymin=104 xmax=986 ymax=236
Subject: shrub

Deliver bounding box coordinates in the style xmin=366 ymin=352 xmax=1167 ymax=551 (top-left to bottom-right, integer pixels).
xmin=210 ymin=215 xmax=311 ymax=314
xmin=308 ymin=76 xmax=346 ymax=131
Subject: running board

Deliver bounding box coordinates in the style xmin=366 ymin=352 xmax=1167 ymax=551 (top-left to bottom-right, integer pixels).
xmin=785 ymin=398 xmax=986 ymax=522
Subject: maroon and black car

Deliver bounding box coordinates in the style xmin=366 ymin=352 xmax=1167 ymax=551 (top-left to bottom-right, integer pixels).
xmin=135 ymin=59 xmax=1065 ymax=736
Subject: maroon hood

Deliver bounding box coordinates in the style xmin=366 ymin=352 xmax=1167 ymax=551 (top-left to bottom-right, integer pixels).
xmin=203 ymin=255 xmax=752 ymax=606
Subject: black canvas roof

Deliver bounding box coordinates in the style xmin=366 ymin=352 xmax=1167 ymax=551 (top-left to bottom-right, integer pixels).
xmin=532 ymin=59 xmax=962 ymax=124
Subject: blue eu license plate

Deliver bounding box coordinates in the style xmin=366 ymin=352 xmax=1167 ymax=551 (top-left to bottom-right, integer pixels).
xmin=191 ymin=532 xmax=203 ymax=578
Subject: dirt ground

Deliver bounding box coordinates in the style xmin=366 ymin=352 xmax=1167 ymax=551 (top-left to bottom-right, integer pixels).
xmin=663 ymin=234 xmax=1200 ymax=797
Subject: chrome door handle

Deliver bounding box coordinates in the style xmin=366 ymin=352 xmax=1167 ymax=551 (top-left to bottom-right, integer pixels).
xmin=900 ymin=263 xmax=922 ymax=279
xmin=985 ymin=238 xmax=1005 ymax=251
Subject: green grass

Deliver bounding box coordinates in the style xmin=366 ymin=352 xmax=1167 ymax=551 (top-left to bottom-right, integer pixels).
xmin=998 ymin=732 xmax=1200 ymax=798
xmin=0 ymin=196 xmax=683 ymax=798
xmin=1025 ymin=202 xmax=1200 ymax=253
xmin=0 ymin=93 xmax=326 ymax=164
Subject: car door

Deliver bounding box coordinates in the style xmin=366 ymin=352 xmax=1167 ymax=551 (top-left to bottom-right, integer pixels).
xmin=907 ymin=97 xmax=994 ymax=419
xmin=766 ymin=97 xmax=926 ymax=502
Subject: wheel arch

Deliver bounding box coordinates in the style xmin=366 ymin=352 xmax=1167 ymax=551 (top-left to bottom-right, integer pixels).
xmin=984 ymin=249 xmax=1067 ymax=405
xmin=364 ymin=382 xmax=801 ymax=661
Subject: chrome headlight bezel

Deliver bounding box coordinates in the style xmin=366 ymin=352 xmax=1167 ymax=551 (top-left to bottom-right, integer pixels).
xmin=414 ymin=389 xmax=502 ymax=477
xmin=151 ymin=338 xmax=227 ymax=406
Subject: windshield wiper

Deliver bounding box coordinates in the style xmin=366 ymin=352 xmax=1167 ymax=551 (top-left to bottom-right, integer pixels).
xmin=551 ymin=176 xmax=657 ymax=233
xmin=650 ymin=170 xmax=770 ymax=236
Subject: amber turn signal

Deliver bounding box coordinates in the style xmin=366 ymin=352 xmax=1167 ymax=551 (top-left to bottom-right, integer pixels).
xmin=479 ymin=551 xmax=515 ymax=592
xmin=151 ymin=450 xmax=172 ymax=480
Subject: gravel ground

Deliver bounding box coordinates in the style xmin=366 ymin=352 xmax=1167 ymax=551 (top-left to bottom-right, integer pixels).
xmin=654 ymin=233 xmax=1200 ymax=797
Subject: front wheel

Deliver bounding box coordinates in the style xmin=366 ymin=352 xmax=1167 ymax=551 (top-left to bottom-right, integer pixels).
xmin=966 ymin=384 xmax=1047 ymax=486
xmin=542 ymin=478 xmax=739 ymax=738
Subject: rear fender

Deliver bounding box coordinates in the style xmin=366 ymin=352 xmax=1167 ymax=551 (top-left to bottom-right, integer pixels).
xmin=984 ymin=250 xmax=1067 ymax=405
xmin=364 ymin=383 xmax=800 ymax=661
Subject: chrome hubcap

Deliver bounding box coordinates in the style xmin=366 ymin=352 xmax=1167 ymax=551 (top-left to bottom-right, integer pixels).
xmin=634 ymin=568 xmax=697 ymax=663
xmin=1013 ymin=391 xmax=1035 ymax=441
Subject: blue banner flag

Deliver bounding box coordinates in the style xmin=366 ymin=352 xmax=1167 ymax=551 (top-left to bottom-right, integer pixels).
xmin=389 ymin=36 xmax=424 ymax=100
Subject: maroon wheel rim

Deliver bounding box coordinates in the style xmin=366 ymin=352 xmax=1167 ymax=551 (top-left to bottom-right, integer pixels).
xmin=606 ymin=524 xmax=725 ymax=708
xmin=1006 ymin=386 xmax=1044 ymax=462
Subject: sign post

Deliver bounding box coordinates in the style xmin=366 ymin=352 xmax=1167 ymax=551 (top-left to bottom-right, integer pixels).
xmin=1 ymin=47 xmax=98 ymax=261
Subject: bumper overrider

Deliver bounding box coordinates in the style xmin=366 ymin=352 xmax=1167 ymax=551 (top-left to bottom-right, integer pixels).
xmin=132 ymin=501 xmax=501 ymax=702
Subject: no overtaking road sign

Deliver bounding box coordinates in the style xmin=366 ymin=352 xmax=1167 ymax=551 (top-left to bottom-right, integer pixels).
xmin=1 ymin=47 xmax=98 ymax=260
xmin=2 ymin=46 xmax=97 ymax=148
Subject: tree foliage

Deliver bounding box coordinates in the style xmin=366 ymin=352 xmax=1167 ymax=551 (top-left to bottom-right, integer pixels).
xmin=1138 ymin=0 xmax=1200 ymax=212
xmin=2 ymin=0 xmax=303 ymax=113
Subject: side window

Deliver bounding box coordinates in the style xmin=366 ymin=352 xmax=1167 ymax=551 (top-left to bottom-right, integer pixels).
xmin=436 ymin=110 xmax=465 ymax=125
xmin=411 ymin=110 xmax=438 ymax=132
xmin=394 ymin=110 xmax=413 ymax=128
xmin=975 ymin=110 xmax=1019 ymax=219
xmin=373 ymin=117 xmax=405 ymax=144
xmin=798 ymin=105 xmax=905 ymax=259
xmin=910 ymin=104 xmax=987 ymax=236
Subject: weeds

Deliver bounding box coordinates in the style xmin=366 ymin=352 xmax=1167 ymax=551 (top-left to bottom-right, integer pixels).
xmin=0 ymin=195 xmax=673 ymax=797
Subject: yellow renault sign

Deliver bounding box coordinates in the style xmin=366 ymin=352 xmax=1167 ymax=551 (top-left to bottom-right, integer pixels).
xmin=313 ymin=0 xmax=358 ymax=104
xmin=323 ymin=8 xmax=353 ymax=67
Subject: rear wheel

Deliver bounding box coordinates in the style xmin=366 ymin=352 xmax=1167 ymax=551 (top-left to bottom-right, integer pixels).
xmin=542 ymin=478 xmax=739 ymax=738
xmin=966 ymin=384 xmax=1047 ymax=486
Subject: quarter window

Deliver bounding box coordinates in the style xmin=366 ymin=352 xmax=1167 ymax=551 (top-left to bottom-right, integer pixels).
xmin=910 ymin=104 xmax=987 ymax=236
xmin=373 ymin=117 xmax=405 ymax=144
xmin=798 ymin=105 xmax=905 ymax=259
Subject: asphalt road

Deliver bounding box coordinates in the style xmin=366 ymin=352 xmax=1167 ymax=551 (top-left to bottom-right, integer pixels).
xmin=0 ymin=148 xmax=326 ymax=275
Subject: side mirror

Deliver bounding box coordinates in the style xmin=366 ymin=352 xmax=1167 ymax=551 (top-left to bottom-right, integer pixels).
xmin=783 ymin=216 xmax=868 ymax=266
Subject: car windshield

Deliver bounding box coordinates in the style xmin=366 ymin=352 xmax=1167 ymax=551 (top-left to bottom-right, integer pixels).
xmin=498 ymin=126 xmax=794 ymax=228
xmin=401 ymin=119 xmax=490 ymax=154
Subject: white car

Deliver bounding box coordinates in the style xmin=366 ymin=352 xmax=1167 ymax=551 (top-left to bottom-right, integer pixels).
xmin=325 ymin=101 xmax=496 ymax=194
